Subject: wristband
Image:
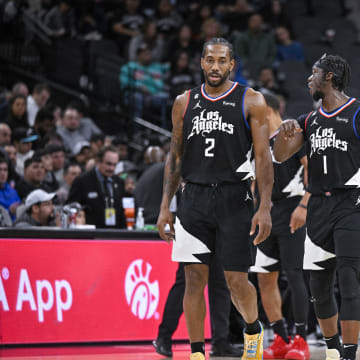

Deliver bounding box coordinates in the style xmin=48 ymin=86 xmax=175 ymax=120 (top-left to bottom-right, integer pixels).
xmin=298 ymin=204 xmax=307 ymax=209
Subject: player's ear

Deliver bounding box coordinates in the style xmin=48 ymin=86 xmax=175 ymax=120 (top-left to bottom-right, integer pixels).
xmin=200 ymin=57 xmax=204 ymax=70
xmin=325 ymin=71 xmax=334 ymax=81
xmin=230 ymin=58 xmax=236 ymax=72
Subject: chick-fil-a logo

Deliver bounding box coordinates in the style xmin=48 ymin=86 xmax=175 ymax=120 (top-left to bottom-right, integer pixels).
xmin=125 ymin=259 xmax=159 ymax=320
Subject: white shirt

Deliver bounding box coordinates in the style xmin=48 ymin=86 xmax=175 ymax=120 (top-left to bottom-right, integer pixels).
xmin=27 ymin=95 xmax=39 ymax=127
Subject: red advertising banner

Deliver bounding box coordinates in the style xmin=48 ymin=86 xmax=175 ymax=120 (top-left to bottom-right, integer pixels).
xmin=0 ymin=238 xmax=211 ymax=344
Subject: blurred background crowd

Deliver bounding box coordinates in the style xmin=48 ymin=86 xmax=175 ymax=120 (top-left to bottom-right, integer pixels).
xmin=0 ymin=0 xmax=359 ymax=229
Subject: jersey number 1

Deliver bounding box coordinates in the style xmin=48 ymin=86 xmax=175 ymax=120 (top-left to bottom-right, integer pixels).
xmin=323 ymin=155 xmax=328 ymax=174
xmin=205 ymin=138 xmax=215 ymax=157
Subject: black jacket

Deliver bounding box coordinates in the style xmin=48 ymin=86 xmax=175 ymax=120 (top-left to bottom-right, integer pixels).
xmin=67 ymin=168 xmax=126 ymax=229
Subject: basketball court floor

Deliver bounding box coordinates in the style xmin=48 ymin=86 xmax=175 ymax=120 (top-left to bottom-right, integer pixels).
xmin=1 ymin=343 xmax=358 ymax=360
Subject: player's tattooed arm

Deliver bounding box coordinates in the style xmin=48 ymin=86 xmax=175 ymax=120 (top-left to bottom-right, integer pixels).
xmin=157 ymin=91 xmax=187 ymax=242
xmin=246 ymin=89 xmax=273 ymax=245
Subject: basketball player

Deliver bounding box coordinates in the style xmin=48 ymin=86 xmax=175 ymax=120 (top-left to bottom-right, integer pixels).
xmin=157 ymin=37 xmax=274 ymax=360
xmin=273 ymin=54 xmax=360 ymax=360
xmin=251 ymin=92 xmax=310 ymax=360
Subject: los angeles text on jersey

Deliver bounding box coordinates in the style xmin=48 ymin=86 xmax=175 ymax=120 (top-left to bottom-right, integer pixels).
xmin=309 ymin=126 xmax=348 ymax=157
xmin=187 ymin=109 xmax=234 ymax=139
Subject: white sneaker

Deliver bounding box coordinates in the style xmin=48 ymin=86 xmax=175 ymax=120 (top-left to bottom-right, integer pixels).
xmin=326 ymin=349 xmax=341 ymax=360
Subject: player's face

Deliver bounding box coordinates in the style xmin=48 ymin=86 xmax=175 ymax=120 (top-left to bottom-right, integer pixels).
xmin=201 ymin=45 xmax=235 ymax=87
xmin=308 ymin=66 xmax=326 ymax=101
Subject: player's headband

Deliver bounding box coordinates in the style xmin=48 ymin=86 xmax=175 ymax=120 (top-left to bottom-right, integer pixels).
xmin=314 ymin=53 xmax=330 ymax=72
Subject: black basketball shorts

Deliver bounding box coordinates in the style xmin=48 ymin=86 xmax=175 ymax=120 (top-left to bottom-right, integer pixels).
xmin=306 ymin=188 xmax=360 ymax=259
xmin=251 ymin=197 xmax=306 ymax=273
xmin=172 ymin=182 xmax=255 ymax=272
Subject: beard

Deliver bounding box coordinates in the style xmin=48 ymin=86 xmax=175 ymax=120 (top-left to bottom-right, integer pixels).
xmin=203 ymin=69 xmax=230 ymax=87
xmin=312 ymin=90 xmax=324 ymax=101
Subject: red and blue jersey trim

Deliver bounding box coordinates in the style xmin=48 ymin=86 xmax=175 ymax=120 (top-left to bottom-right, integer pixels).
xmin=319 ymin=97 xmax=356 ymax=118
xmin=200 ymin=82 xmax=238 ymax=101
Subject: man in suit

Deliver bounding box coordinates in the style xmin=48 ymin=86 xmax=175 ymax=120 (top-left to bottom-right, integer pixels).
xmin=67 ymin=146 xmax=126 ymax=228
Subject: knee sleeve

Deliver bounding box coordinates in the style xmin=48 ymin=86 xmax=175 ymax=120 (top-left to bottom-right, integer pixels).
xmin=309 ymin=269 xmax=338 ymax=319
xmin=337 ymin=257 xmax=360 ymax=321
xmin=285 ymin=269 xmax=309 ymax=324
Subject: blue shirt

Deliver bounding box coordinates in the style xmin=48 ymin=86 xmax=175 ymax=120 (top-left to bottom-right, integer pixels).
xmin=0 ymin=183 xmax=20 ymax=221
xmin=277 ymin=41 xmax=305 ymax=62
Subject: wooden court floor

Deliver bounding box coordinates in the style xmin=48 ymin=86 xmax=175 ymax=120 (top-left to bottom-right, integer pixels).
xmin=1 ymin=343 xmax=358 ymax=360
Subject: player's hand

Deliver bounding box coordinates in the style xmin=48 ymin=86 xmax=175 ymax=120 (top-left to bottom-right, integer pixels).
xmin=250 ymin=207 xmax=272 ymax=245
xmin=280 ymin=119 xmax=303 ymax=140
xmin=289 ymin=206 xmax=306 ymax=234
xmin=157 ymin=207 xmax=175 ymax=243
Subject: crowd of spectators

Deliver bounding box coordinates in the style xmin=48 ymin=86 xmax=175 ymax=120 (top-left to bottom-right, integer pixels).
xmin=0 ymin=78 xmax=172 ymax=228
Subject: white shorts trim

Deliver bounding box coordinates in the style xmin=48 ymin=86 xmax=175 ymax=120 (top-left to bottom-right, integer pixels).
xmin=172 ymin=216 xmax=211 ymax=263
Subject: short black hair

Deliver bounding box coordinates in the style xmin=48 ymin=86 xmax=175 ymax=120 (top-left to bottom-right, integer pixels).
xmin=24 ymin=156 xmax=42 ymax=169
xmin=64 ymin=162 xmax=81 ymax=175
xmin=314 ymin=54 xmax=351 ymax=91
xmin=202 ymin=37 xmax=234 ymax=60
xmin=262 ymin=91 xmax=280 ymax=112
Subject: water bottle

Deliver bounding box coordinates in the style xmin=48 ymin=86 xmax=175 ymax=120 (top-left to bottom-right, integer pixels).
xmin=136 ymin=207 xmax=144 ymax=230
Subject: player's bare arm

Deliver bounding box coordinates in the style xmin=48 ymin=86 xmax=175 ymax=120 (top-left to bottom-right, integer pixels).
xmin=246 ymin=89 xmax=273 ymax=245
xmin=273 ymin=119 xmax=305 ymax=162
xmin=157 ymin=92 xmax=187 ymax=242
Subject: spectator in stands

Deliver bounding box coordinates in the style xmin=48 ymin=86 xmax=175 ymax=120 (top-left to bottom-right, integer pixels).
xmin=261 ymin=0 xmax=292 ymax=31
xmin=188 ymin=4 xmax=213 ymax=40
xmin=34 ymin=107 xmax=56 ymax=138
xmin=14 ymin=189 xmax=56 ymax=227
xmin=120 ymin=43 xmax=170 ymax=128
xmin=47 ymin=144 xmax=66 ymax=185
xmin=167 ymin=24 xmax=199 ymax=67
xmin=155 ymin=0 xmax=182 ymax=39
xmin=233 ymin=13 xmax=276 ymax=78
xmin=200 ymin=18 xmax=223 ymax=43
xmin=0 ymin=123 xmax=11 ymax=147
xmin=16 ymin=157 xmax=51 ymax=200
xmin=256 ymin=67 xmax=288 ymax=98
xmin=67 ymin=146 xmax=127 ymax=228
xmin=57 ymin=105 xmax=102 ymax=154
xmin=169 ymin=50 xmax=195 ymax=100
xmin=13 ymin=127 xmax=38 ymax=176
xmin=7 ymin=94 xmax=28 ymax=129
xmin=275 ymin=25 xmax=305 ymax=63
xmin=56 ymin=163 xmax=82 ymax=204
xmin=72 ymin=141 xmax=92 ymax=167
xmin=134 ymin=159 xmax=165 ymax=224
xmin=111 ymin=0 xmax=145 ymax=56
xmin=128 ymin=20 xmax=165 ymax=62
xmin=0 ymin=87 xmax=8 ymax=123
xmin=3 ymin=144 xmax=19 ymax=186
xmin=34 ymin=148 xmax=59 ymax=192
xmin=0 ymin=157 xmax=20 ymax=221
xmin=12 ymin=82 xmax=29 ymax=97
xmin=44 ymin=0 xmax=77 ymax=38
xmin=27 ymin=84 xmax=50 ymax=127
xmin=90 ymin=133 xmax=105 ymax=157
xmin=219 ymin=0 xmax=254 ymax=34
xmin=138 ymin=145 xmax=165 ymax=177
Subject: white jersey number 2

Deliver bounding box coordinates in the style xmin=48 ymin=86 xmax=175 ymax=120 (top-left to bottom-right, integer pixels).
xmin=205 ymin=138 xmax=215 ymax=157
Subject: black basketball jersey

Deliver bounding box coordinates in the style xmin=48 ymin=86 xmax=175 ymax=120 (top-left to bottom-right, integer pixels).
xmin=298 ymin=98 xmax=360 ymax=194
xmin=181 ymin=82 xmax=253 ymax=184
xmin=270 ymin=135 xmax=306 ymax=201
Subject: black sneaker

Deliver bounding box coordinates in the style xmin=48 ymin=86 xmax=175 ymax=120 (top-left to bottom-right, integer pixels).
xmin=152 ymin=338 xmax=173 ymax=357
xmin=210 ymin=342 xmax=243 ymax=357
